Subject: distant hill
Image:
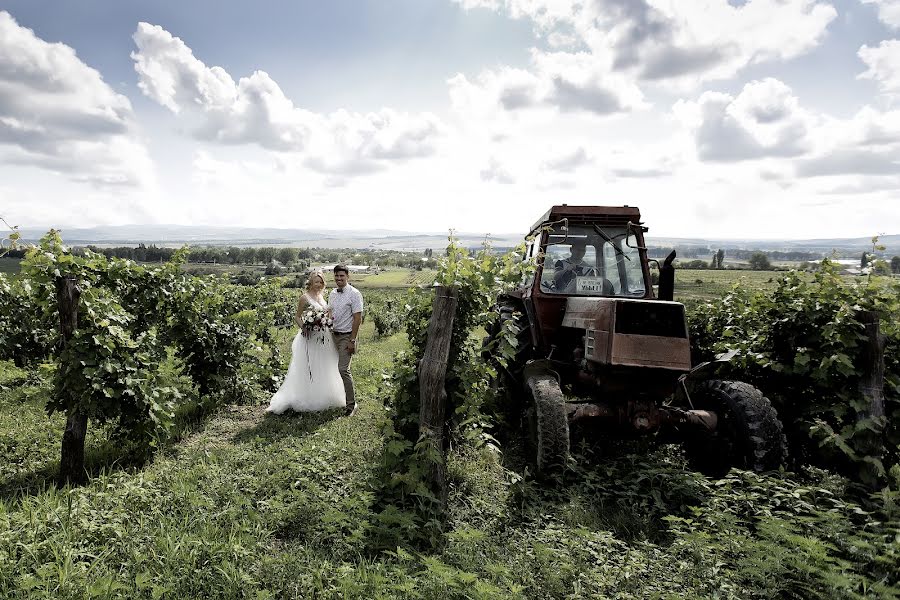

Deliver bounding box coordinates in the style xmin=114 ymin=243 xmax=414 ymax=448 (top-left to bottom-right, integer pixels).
xmin=17 ymin=225 xmax=519 ymax=251
xmin=645 ymin=234 xmax=900 ymax=256
xmin=16 ymin=225 xmax=899 ymax=255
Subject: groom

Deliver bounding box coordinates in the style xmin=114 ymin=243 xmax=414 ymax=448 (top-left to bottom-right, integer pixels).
xmin=329 ymin=265 xmax=364 ymax=416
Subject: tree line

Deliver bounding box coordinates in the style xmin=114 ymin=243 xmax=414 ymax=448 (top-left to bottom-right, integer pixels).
xmin=2 ymin=244 xmax=441 ymax=269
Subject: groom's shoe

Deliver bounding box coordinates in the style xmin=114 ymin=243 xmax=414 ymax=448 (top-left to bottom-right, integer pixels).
xmin=344 ymin=403 xmax=357 ymax=417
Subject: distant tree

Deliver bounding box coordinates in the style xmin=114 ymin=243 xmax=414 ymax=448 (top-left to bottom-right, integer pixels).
xmin=860 ymin=251 xmax=869 ymax=269
xmin=891 ymin=256 xmax=900 ymax=275
xmin=258 ymin=247 xmax=276 ymax=265
xmin=225 ymin=246 xmax=243 ymax=265
xmin=241 ymin=247 xmax=258 ymax=264
xmin=679 ymin=259 xmax=708 ymax=269
xmin=748 ymin=251 xmax=772 ymax=271
xmin=873 ymin=261 xmax=891 ymax=276
xmin=716 ymin=249 xmax=725 ymax=269
xmin=276 ymin=247 xmax=297 ymax=265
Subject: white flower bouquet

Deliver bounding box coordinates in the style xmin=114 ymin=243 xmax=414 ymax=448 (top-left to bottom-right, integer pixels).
xmin=300 ymin=307 xmax=334 ymax=339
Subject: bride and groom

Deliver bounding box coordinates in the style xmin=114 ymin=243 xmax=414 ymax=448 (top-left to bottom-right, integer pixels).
xmin=266 ymin=265 xmax=364 ymax=416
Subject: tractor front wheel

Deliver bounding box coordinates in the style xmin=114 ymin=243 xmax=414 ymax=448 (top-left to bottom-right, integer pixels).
xmin=684 ymin=380 xmax=787 ymax=478
xmin=524 ymin=364 xmax=570 ymax=476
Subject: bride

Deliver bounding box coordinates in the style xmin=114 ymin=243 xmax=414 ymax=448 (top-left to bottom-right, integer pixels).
xmin=266 ymin=270 xmax=346 ymax=414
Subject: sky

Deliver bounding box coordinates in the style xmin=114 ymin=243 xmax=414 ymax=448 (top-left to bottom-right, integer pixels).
xmin=1 ymin=0 xmax=899 ymax=239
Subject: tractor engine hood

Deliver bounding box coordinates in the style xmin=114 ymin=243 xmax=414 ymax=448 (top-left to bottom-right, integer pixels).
xmin=561 ymin=297 xmax=691 ymax=371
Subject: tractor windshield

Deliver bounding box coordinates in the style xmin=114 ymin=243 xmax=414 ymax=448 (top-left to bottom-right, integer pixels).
xmin=539 ymin=224 xmax=647 ymax=297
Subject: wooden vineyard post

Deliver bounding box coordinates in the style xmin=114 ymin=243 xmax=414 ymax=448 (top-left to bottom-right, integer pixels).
xmin=57 ymin=276 xmax=87 ymax=486
xmin=857 ymin=311 xmax=886 ymax=420
xmin=417 ymin=285 xmax=458 ymax=509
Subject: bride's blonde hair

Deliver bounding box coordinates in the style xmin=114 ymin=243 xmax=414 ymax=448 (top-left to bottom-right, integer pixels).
xmin=305 ymin=270 xmax=326 ymax=292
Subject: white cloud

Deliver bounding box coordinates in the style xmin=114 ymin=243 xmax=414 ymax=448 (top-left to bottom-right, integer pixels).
xmin=858 ymin=39 xmax=900 ymax=101
xmin=0 ymin=11 xmax=153 ymax=188
xmin=453 ymin=0 xmax=836 ymax=87
xmin=132 ymin=22 xmax=443 ymax=176
xmin=542 ymin=146 xmax=592 ymax=172
xmin=448 ymin=50 xmax=646 ymax=118
xmin=480 ymin=157 xmax=516 ymax=183
xmin=796 ymin=148 xmax=900 ymax=176
xmin=674 ymin=78 xmax=814 ymax=161
xmin=861 ymin=0 xmax=900 ymax=28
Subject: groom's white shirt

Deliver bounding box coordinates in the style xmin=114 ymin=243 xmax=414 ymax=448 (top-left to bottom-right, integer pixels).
xmin=328 ymin=284 xmax=363 ymax=333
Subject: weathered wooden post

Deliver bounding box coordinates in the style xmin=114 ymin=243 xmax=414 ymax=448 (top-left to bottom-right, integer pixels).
xmin=857 ymin=310 xmax=886 ymax=420
xmin=417 ymin=285 xmax=458 ymax=509
xmin=57 ymin=276 xmax=87 ymax=486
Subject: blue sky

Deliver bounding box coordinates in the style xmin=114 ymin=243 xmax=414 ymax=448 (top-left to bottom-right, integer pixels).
xmin=1 ymin=0 xmax=899 ymax=238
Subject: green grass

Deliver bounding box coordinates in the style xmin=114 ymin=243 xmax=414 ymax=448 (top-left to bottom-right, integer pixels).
xmin=351 ymin=269 xmax=435 ymax=289
xmin=674 ymin=268 xmax=805 ymax=304
xmin=1 ymin=316 xmax=897 ymax=598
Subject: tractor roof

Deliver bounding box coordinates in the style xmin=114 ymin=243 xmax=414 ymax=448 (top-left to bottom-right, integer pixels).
xmin=530 ymin=205 xmax=643 ymax=234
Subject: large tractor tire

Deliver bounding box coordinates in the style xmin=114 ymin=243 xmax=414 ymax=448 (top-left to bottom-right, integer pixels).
xmin=524 ymin=364 xmax=570 ymax=476
xmin=684 ymin=380 xmax=787 ymax=478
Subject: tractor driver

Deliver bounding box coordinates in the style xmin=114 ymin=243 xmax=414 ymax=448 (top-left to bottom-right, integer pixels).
xmin=553 ymin=239 xmax=593 ymax=292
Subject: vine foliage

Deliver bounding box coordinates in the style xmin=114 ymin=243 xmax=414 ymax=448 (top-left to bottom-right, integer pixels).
xmin=3 ymin=230 xmax=278 ymax=481
xmin=372 ymin=237 xmax=535 ymax=548
xmin=690 ymin=261 xmax=900 ymax=489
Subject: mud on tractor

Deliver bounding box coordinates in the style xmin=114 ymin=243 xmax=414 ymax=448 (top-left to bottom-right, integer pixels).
xmin=487 ymin=205 xmax=786 ymax=477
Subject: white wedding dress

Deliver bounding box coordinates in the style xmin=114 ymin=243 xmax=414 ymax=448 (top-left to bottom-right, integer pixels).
xmin=266 ymin=295 xmax=346 ymax=413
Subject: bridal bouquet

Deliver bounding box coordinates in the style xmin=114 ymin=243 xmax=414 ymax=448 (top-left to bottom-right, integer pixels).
xmin=300 ymin=307 xmax=334 ymax=339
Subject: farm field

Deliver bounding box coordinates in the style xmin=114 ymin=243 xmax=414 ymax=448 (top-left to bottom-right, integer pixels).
xmin=673 ymin=267 xmax=795 ymax=303
xmin=348 ymin=268 xmax=435 ymax=289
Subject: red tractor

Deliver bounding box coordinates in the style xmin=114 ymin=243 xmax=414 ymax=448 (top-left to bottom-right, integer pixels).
xmin=488 ymin=205 xmax=786 ymax=476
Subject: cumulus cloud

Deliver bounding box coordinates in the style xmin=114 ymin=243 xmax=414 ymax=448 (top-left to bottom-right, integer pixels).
xmin=796 ymin=148 xmax=900 ymax=177
xmin=480 ymin=157 xmax=516 ymax=183
xmin=674 ymin=78 xmax=813 ymax=161
xmin=132 ymin=22 xmax=442 ymax=176
xmin=861 ymin=0 xmax=900 ymax=28
xmin=611 ymin=166 xmax=672 ymax=178
xmin=453 ymin=0 xmax=836 ymax=87
xmin=858 ymin=40 xmax=900 ymax=101
xmin=542 ymin=146 xmax=592 ymax=172
xmin=448 ymin=50 xmax=645 ymax=118
xmin=0 ymin=11 xmax=153 ymax=187
xmin=792 ymin=105 xmax=900 ymax=180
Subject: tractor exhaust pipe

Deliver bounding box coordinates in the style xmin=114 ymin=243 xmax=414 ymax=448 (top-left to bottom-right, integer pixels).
xmin=658 ymin=250 xmax=676 ymax=301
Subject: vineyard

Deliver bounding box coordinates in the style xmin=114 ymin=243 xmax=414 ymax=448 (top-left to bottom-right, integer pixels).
xmin=0 ymin=234 xmax=898 ymax=598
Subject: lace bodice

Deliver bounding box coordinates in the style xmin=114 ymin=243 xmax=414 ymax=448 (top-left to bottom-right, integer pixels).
xmin=304 ymin=293 xmax=327 ymax=309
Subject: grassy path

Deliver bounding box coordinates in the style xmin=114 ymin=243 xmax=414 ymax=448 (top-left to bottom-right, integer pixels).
xmin=0 ymin=325 xmax=412 ymax=598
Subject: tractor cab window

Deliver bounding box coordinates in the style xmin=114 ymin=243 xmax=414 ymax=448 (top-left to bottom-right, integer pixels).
xmin=539 ymin=224 xmax=646 ymax=297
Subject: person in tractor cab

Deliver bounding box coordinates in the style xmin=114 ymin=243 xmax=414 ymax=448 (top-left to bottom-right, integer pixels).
xmin=553 ymin=239 xmax=596 ymax=292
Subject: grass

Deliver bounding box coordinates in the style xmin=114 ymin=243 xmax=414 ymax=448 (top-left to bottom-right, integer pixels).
xmin=1 ymin=316 xmax=898 ymax=598
xmin=350 ymin=269 xmax=435 ymax=289
xmin=674 ymin=268 xmax=792 ymax=303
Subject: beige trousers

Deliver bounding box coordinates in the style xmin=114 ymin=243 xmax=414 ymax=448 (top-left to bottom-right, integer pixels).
xmin=333 ymin=332 xmax=356 ymax=407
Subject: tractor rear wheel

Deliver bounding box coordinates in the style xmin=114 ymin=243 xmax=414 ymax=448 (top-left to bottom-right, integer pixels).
xmin=684 ymin=380 xmax=787 ymax=478
xmin=524 ymin=364 xmax=569 ymax=476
